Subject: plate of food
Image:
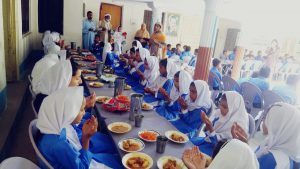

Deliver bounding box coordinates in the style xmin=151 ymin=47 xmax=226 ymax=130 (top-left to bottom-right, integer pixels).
xmin=165 ymin=131 xmax=189 ymax=144
xmin=116 ymin=95 xmax=130 ymax=104
xmin=78 ymin=63 xmax=87 ymax=67
xmin=118 ymin=138 xmax=145 ymax=153
xmin=157 ymin=156 xmax=187 ymax=169
xmin=84 ymin=76 xmax=98 ymax=81
xmin=89 ymin=82 xmax=104 ymax=88
xmin=107 ymin=122 xmax=132 ymax=134
xmin=70 ymin=52 xmax=79 ymax=55
xmin=85 ymin=55 xmax=96 ymax=62
xmin=73 ymin=57 xmax=84 ymax=61
xmin=124 ymin=84 xmax=132 ymax=90
xmin=142 ymin=103 xmax=153 ymax=111
xmin=81 ymin=69 xmax=96 ymax=74
xmin=96 ymin=96 xmax=112 ymax=104
xmin=122 ymin=152 xmax=153 ymax=169
xmin=138 ymin=130 xmax=160 ymax=142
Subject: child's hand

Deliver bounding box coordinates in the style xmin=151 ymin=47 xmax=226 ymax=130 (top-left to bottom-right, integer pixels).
xmin=144 ymin=87 xmax=151 ymax=93
xmin=201 ymin=112 xmax=213 ymax=133
xmin=82 ymin=116 xmax=98 ymax=138
xmin=178 ymin=97 xmax=188 ymax=110
xmin=159 ymin=88 xmax=171 ymax=102
xmin=231 ymin=122 xmax=248 ymax=143
xmin=85 ymin=92 xmax=96 ymax=108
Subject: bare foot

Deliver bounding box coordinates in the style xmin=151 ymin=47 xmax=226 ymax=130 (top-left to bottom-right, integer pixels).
xmin=183 ymin=149 xmax=196 ymax=169
xmin=192 ymin=153 xmax=206 ymax=169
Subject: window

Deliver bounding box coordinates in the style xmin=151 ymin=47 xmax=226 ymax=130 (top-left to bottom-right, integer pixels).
xmin=38 ymin=0 xmax=64 ymax=34
xmin=21 ymin=0 xmax=30 ymax=34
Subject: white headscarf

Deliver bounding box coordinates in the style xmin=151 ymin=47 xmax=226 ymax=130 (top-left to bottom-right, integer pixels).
xmin=256 ymin=103 xmax=300 ymax=163
xmin=138 ymin=48 xmax=150 ymax=62
xmin=208 ymin=139 xmax=259 ymax=169
xmin=166 ymin=59 xmax=181 ymax=79
xmin=31 ymin=47 xmax=60 ymax=93
xmin=134 ymin=40 xmax=142 ymax=50
xmin=213 ymin=91 xmax=249 ymax=140
xmin=169 ymin=70 xmax=192 ymax=102
xmin=42 ymin=30 xmax=52 ymax=47
xmin=37 ymin=60 xmax=72 ymax=95
xmin=186 ymin=80 xmax=211 ymax=111
xmin=143 ymin=56 xmax=159 ymax=88
xmin=50 ymin=32 xmax=60 ymax=43
xmin=102 ymin=43 xmax=112 ymax=63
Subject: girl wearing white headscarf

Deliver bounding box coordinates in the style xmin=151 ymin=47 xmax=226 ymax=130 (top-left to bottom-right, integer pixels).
xmin=102 ymin=43 xmax=118 ymax=67
xmin=144 ymin=59 xmax=174 ymax=103
xmin=156 ymin=70 xmax=193 ymax=120
xmin=140 ymin=56 xmax=159 ymax=88
xmin=192 ymin=91 xmax=249 ymax=156
xmin=255 ymin=102 xmax=300 ymax=169
xmin=127 ymin=48 xmax=150 ymax=82
xmin=37 ymin=87 xmax=122 ymax=169
xmin=171 ymin=80 xmax=212 ymax=138
xmin=31 ymin=44 xmax=61 ymax=94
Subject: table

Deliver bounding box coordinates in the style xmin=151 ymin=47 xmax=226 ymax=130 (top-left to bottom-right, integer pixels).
xmin=78 ymin=61 xmax=193 ymax=169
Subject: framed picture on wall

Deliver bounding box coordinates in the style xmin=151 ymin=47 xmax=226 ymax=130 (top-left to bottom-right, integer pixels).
xmin=165 ymin=13 xmax=180 ymax=37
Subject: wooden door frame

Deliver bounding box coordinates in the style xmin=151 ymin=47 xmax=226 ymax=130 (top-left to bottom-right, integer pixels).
xmin=99 ymin=3 xmax=123 ymax=28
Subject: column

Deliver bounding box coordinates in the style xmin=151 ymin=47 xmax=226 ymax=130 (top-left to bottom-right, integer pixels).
xmin=149 ymin=1 xmax=163 ymax=34
xmin=231 ymin=32 xmax=245 ymax=80
xmin=194 ymin=0 xmax=220 ymax=81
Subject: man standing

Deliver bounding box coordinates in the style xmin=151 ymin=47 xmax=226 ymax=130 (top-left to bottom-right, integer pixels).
xmin=98 ymin=14 xmax=112 ymax=43
xmin=82 ymin=11 xmax=97 ymax=50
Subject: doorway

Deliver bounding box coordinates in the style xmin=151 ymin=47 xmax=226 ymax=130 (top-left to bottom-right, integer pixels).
xmin=99 ymin=3 xmax=122 ymax=30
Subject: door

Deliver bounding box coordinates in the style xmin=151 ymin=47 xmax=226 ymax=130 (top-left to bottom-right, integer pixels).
xmin=99 ymin=3 xmax=122 ymax=30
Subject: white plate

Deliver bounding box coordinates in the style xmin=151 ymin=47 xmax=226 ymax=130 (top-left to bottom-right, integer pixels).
xmin=157 ymin=156 xmax=187 ymax=169
xmin=89 ymin=82 xmax=104 ymax=88
xmin=107 ymin=122 xmax=132 ymax=134
xmin=84 ymin=76 xmax=98 ymax=81
xmin=118 ymin=138 xmax=145 ymax=153
xmin=96 ymin=96 xmax=112 ymax=103
xmin=138 ymin=130 xmax=160 ymax=142
xmin=165 ymin=130 xmax=189 ymax=144
xmin=142 ymin=103 xmax=154 ymax=111
xmin=122 ymin=152 xmax=153 ymax=169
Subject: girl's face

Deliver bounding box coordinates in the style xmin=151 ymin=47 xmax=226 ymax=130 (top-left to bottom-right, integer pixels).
xmin=69 ymin=70 xmax=82 ymax=87
xmin=189 ymin=84 xmax=197 ymax=102
xmin=135 ymin=51 xmax=141 ymax=61
xmin=219 ymin=97 xmax=229 ymax=116
xmin=72 ymin=98 xmax=86 ymax=124
xmin=130 ymin=51 xmax=135 ymax=58
xmin=144 ymin=59 xmax=149 ymax=70
xmin=174 ymin=76 xmax=179 ymax=89
xmin=159 ymin=64 xmax=167 ymax=77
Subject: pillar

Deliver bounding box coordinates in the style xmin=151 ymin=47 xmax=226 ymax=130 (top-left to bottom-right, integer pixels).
xmin=194 ymin=0 xmax=220 ymax=81
xmin=231 ymin=32 xmax=245 ymax=80
xmin=149 ymin=1 xmax=163 ymax=34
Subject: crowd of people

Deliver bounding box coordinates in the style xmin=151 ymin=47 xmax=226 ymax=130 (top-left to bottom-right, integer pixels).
xmin=28 ymin=9 xmax=300 ymax=169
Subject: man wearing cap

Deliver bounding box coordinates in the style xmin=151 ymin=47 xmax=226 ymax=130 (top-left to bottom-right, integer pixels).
xmin=82 ymin=11 xmax=97 ymax=50
xmin=149 ymin=22 xmax=167 ymax=58
xmin=98 ymin=14 xmax=112 ymax=43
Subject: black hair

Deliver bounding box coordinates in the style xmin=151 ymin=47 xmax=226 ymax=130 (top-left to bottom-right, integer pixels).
xmin=286 ymin=74 xmax=300 ymax=86
xmin=95 ymin=34 xmax=100 ymax=39
xmin=174 ymin=71 xmax=180 ymax=78
xmin=212 ymin=58 xmax=221 ymax=67
xmin=258 ymin=66 xmax=271 ymax=78
xmin=167 ymin=44 xmax=171 ymax=47
xmin=251 ymin=71 xmax=259 ymax=78
xmin=194 ymin=49 xmax=199 ymax=53
xmin=130 ymin=47 xmax=136 ymax=54
xmin=223 ymin=50 xmax=227 ymax=54
xmin=87 ymin=11 xmax=92 ymax=15
xmin=212 ymin=139 xmax=228 ymax=159
xmin=135 ymin=48 xmax=140 ymax=53
xmin=176 ymin=44 xmax=181 ymax=47
xmin=171 ymin=48 xmax=176 ymax=53
xmin=99 ymin=42 xmax=105 ymax=48
xmin=132 ymin=41 xmax=137 ymax=47
xmin=185 ymin=46 xmax=191 ymax=52
xmin=159 ymin=59 xmax=168 ymax=68
xmin=70 ymin=58 xmax=80 ymax=76
xmin=190 ymin=81 xmax=195 ymax=88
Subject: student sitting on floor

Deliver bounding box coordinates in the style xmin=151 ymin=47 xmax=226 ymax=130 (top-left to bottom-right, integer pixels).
xmin=140 ymin=56 xmax=159 ymax=88
xmin=156 ymin=70 xmax=193 ymax=120
xmin=90 ymin=35 xmax=104 ymax=61
xmin=232 ymin=102 xmax=300 ymax=169
xmin=37 ymin=87 xmax=122 ymax=169
xmin=144 ymin=59 xmax=174 ymax=103
xmin=191 ymin=91 xmax=249 ymax=156
xmin=170 ymin=80 xmax=212 ymax=138
xmin=128 ymin=48 xmax=149 ymax=80
xmin=102 ymin=43 xmax=119 ymax=67
xmin=210 ymin=58 xmax=222 ymax=90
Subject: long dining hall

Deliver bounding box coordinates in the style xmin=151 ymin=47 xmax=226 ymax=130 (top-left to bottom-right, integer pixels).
xmin=0 ymin=0 xmax=300 ymax=168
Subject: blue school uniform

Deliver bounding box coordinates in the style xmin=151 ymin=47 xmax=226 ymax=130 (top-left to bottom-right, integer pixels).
xmin=210 ymin=67 xmax=222 ymax=90
xmin=156 ymin=94 xmax=188 ymax=120
xmin=257 ymin=150 xmax=293 ymax=169
xmin=38 ymin=128 xmax=123 ymax=169
xmin=167 ymin=50 xmax=172 ymax=57
xmin=272 ymin=85 xmax=296 ymax=105
xmin=188 ymin=56 xmax=196 ymax=67
xmin=90 ymin=43 xmax=103 ymax=61
xmin=127 ymin=63 xmax=145 ymax=85
xmin=180 ymin=51 xmax=191 ymax=60
xmin=171 ymin=106 xmax=212 ymax=138
xmin=104 ymin=53 xmax=119 ymax=67
xmin=143 ymin=78 xmax=173 ymax=103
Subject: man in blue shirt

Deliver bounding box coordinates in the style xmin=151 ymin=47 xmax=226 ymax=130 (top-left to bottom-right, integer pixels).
xmin=228 ymin=47 xmax=237 ymax=61
xmin=82 ymin=11 xmax=97 ymax=50
xmin=166 ymin=44 xmax=172 ymax=57
xmin=210 ymin=58 xmax=222 ymax=90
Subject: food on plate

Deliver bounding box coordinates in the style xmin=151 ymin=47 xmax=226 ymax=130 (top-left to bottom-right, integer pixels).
xmin=78 ymin=63 xmax=87 ymax=67
xmin=72 ymin=57 xmax=84 ymax=61
xmin=81 ymin=69 xmax=96 ymax=74
xmin=124 ymin=84 xmax=131 ymax=90
xmin=104 ymin=73 xmax=113 ymax=78
xmin=85 ymin=55 xmax=96 ymax=61
xmin=170 ymin=133 xmax=185 ymax=142
xmin=116 ymin=95 xmax=130 ymax=102
xmin=70 ymin=52 xmax=78 ymax=55
xmin=123 ymin=140 xmax=141 ymax=152
xmin=126 ymin=157 xmax=150 ymax=169
xmin=139 ymin=131 xmax=159 ymax=141
xmin=163 ymin=159 xmax=181 ymax=169
xmin=111 ymin=125 xmax=129 ymax=133
xmin=89 ymin=82 xmax=104 ymax=88
xmin=84 ymin=76 xmax=98 ymax=81
xmin=96 ymin=96 xmax=111 ymax=103
xmin=142 ymin=103 xmax=152 ymax=110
